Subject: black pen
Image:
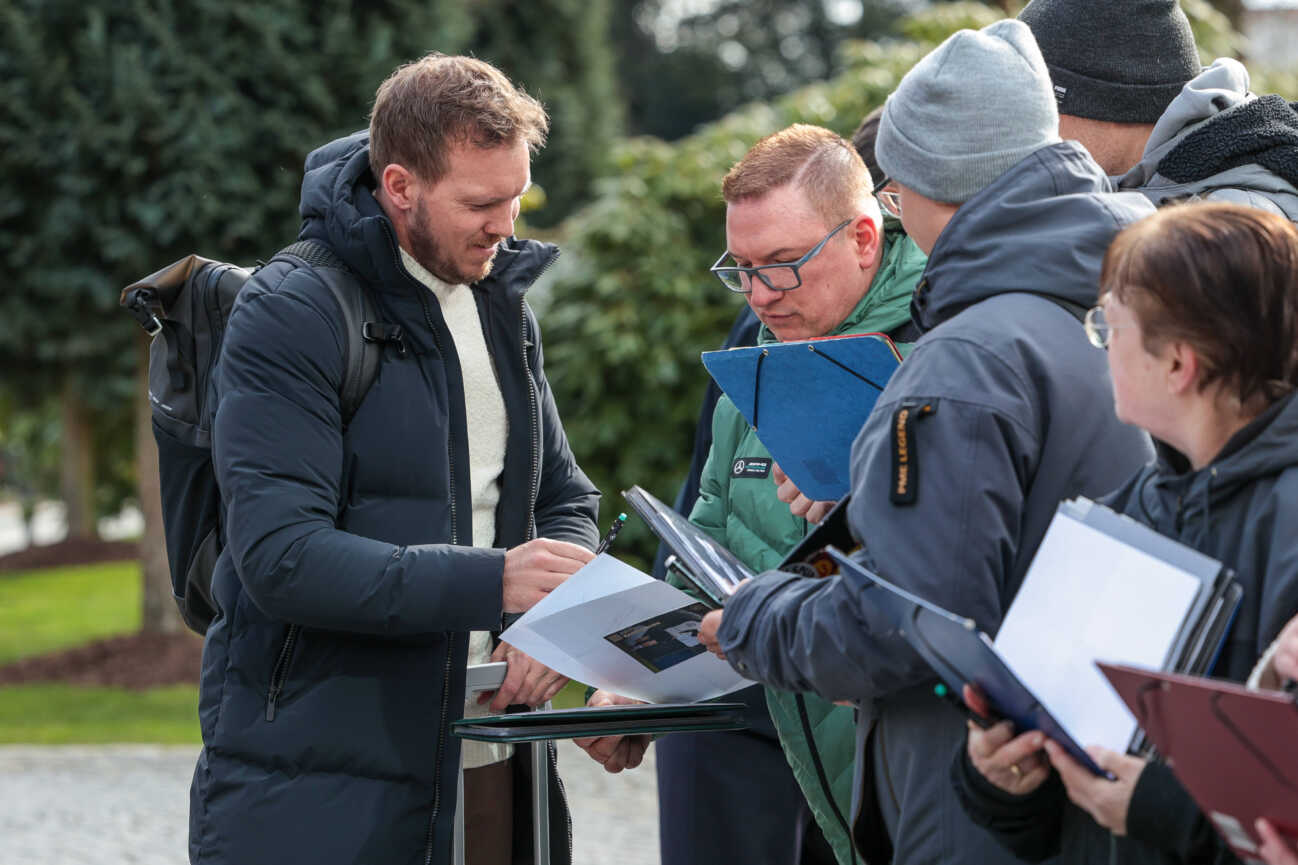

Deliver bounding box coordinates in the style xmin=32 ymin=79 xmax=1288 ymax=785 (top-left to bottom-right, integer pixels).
xmin=595 ymin=513 xmax=627 ymax=555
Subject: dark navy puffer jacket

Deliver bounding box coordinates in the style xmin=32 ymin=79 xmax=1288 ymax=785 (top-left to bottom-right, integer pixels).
xmin=189 ymin=131 xmax=600 ymax=865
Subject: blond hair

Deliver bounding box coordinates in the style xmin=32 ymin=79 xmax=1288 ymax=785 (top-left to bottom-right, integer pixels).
xmin=369 ymin=53 xmax=549 ymax=183
xmin=722 ymin=124 xmax=878 ymax=227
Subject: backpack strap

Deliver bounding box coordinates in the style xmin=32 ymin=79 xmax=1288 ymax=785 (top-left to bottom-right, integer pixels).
xmin=274 ymin=240 xmax=393 ymax=427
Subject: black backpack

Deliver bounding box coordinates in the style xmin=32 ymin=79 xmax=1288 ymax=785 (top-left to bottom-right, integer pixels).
xmin=121 ymin=240 xmax=394 ymax=634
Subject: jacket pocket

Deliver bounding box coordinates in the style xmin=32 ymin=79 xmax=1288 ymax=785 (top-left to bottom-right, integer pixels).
xmin=265 ymin=624 xmax=301 ymax=721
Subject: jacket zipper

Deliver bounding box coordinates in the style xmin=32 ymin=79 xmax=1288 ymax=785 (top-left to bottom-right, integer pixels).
xmin=518 ymin=248 xmax=558 ymax=542
xmin=265 ymin=624 xmax=300 ymax=721
xmin=520 ymin=297 xmax=541 ymax=541
xmin=413 ymin=285 xmax=460 ymax=865
xmin=378 ymin=222 xmax=461 ymax=865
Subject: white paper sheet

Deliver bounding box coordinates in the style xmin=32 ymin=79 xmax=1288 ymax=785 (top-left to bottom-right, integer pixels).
xmin=994 ymin=514 xmax=1201 ymax=752
xmin=500 ymin=554 xmax=752 ymax=703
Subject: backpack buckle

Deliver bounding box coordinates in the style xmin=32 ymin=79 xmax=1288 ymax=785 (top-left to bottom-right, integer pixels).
xmin=362 ymin=322 xmax=406 ymax=355
xmin=124 ymin=289 xmax=165 ymax=336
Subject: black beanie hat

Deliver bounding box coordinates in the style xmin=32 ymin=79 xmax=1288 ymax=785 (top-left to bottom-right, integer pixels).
xmin=1018 ymin=0 xmax=1201 ymax=124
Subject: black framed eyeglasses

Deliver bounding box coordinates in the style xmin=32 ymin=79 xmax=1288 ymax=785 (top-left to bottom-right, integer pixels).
xmin=873 ymin=175 xmax=901 ymax=219
xmin=710 ymin=219 xmax=853 ymax=294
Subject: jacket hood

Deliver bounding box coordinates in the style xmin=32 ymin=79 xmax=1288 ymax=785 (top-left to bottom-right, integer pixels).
xmin=757 ymin=226 xmax=927 ymax=345
xmin=1121 ymin=59 xmax=1252 ymax=186
xmin=297 ymin=131 xmax=557 ymax=297
xmin=913 ymin=141 xmax=1155 ymax=332
xmin=1116 ymin=59 xmax=1298 ymax=217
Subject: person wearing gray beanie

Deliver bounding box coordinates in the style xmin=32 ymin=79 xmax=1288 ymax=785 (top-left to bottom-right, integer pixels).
xmin=875 ymin=18 xmax=1060 ymax=205
xmin=707 ymin=17 xmax=1158 ymax=865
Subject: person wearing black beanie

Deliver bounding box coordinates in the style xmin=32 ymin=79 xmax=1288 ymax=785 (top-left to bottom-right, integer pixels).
xmin=1017 ymin=0 xmax=1199 ymax=176
xmin=1020 ymin=0 xmax=1199 ymax=124
xmin=1019 ymin=0 xmax=1298 ymax=222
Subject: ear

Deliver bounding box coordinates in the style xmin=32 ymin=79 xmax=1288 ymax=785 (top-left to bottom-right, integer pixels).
xmin=379 ymin=163 xmax=419 ymax=212
xmin=1165 ymin=341 xmax=1199 ymax=396
xmin=850 ymin=213 xmax=882 ymax=270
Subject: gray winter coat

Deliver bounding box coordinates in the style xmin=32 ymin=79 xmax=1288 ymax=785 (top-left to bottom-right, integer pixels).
xmin=1115 ymin=58 xmax=1298 ymax=221
xmin=717 ymin=142 xmax=1156 ymax=865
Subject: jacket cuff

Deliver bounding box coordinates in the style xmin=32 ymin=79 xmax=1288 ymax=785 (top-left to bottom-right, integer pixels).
xmin=1125 ymin=761 xmax=1208 ymax=857
xmin=950 ymin=730 xmax=1066 ymax=863
xmin=715 ymin=569 xmax=802 ymax=676
xmin=411 ymin=545 xmax=506 ymax=631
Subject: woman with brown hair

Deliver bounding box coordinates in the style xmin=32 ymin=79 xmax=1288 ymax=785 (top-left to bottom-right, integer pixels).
xmin=953 ymin=201 xmax=1298 ymax=865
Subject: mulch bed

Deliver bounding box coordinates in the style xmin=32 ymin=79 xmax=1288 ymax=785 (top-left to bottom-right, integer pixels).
xmin=0 ymin=632 xmax=204 ymax=690
xmin=0 ymin=538 xmax=201 ymax=690
xmin=0 ymin=538 xmax=138 ymax=573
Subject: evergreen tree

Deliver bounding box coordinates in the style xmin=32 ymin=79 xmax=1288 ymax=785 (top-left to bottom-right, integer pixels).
xmin=467 ymin=0 xmax=622 ymax=226
xmin=0 ymin=0 xmax=476 ymax=629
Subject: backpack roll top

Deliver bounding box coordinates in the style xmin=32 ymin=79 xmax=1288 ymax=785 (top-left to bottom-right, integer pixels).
xmin=121 ymin=255 xmax=250 ymax=447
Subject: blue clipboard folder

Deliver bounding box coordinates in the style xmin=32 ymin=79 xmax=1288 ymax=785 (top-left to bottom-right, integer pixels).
xmin=824 ymin=546 xmax=1110 ymax=777
xmin=701 ymin=334 xmax=902 ymax=501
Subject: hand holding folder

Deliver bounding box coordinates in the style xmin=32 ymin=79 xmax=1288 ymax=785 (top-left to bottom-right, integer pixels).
xmin=1099 ymin=663 xmax=1298 ymax=862
xmin=824 ymin=496 xmax=1242 ymax=778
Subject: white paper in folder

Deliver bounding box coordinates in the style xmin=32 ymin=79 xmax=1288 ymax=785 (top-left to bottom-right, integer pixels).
xmin=500 ymin=554 xmax=751 ymax=704
xmin=993 ymin=511 xmax=1200 ymax=753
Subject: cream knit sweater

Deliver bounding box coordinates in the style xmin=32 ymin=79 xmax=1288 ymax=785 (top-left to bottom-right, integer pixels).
xmin=401 ymin=250 xmax=512 ymax=769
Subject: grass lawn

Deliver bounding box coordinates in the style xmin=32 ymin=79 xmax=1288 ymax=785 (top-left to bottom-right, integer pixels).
xmin=0 ymin=559 xmax=589 ymax=743
xmin=0 ymin=561 xmax=141 ymax=665
xmin=0 ymin=683 xmax=201 ymax=745
xmin=0 ymin=560 xmax=201 ymax=744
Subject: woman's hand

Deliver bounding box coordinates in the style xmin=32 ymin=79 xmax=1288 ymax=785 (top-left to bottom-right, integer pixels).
xmin=1256 ymin=818 xmax=1298 ymax=865
xmin=1043 ymin=741 xmax=1147 ymax=836
xmin=962 ymin=683 xmax=1050 ymax=795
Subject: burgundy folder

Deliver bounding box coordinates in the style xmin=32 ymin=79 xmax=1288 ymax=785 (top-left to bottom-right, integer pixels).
xmin=1098 ymin=662 xmax=1298 ymax=862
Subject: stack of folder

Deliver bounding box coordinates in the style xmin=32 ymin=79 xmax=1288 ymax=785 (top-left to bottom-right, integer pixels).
xmin=825 ymin=497 xmax=1241 ymax=777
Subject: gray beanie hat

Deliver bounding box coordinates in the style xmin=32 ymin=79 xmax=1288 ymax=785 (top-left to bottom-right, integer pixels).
xmin=1019 ymin=0 xmax=1199 ymax=124
xmin=875 ymin=19 xmax=1061 ymax=204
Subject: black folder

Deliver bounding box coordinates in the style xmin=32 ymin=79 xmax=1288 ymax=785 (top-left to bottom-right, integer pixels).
xmin=452 ymin=701 xmax=749 ymax=743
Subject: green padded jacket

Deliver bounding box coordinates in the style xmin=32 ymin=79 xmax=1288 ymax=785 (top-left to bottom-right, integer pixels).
xmin=683 ymin=227 xmax=926 ymax=865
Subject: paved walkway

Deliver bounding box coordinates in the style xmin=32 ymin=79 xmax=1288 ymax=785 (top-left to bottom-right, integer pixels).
xmin=0 ymin=742 xmax=658 ymax=865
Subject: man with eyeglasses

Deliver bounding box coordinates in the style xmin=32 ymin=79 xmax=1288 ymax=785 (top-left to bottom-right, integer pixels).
xmin=576 ymin=123 xmax=926 ymax=865
xmin=700 ymin=21 xmax=1158 ymax=865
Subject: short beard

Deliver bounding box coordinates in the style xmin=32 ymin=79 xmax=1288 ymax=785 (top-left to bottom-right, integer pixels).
xmin=407 ymin=199 xmax=495 ymax=286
